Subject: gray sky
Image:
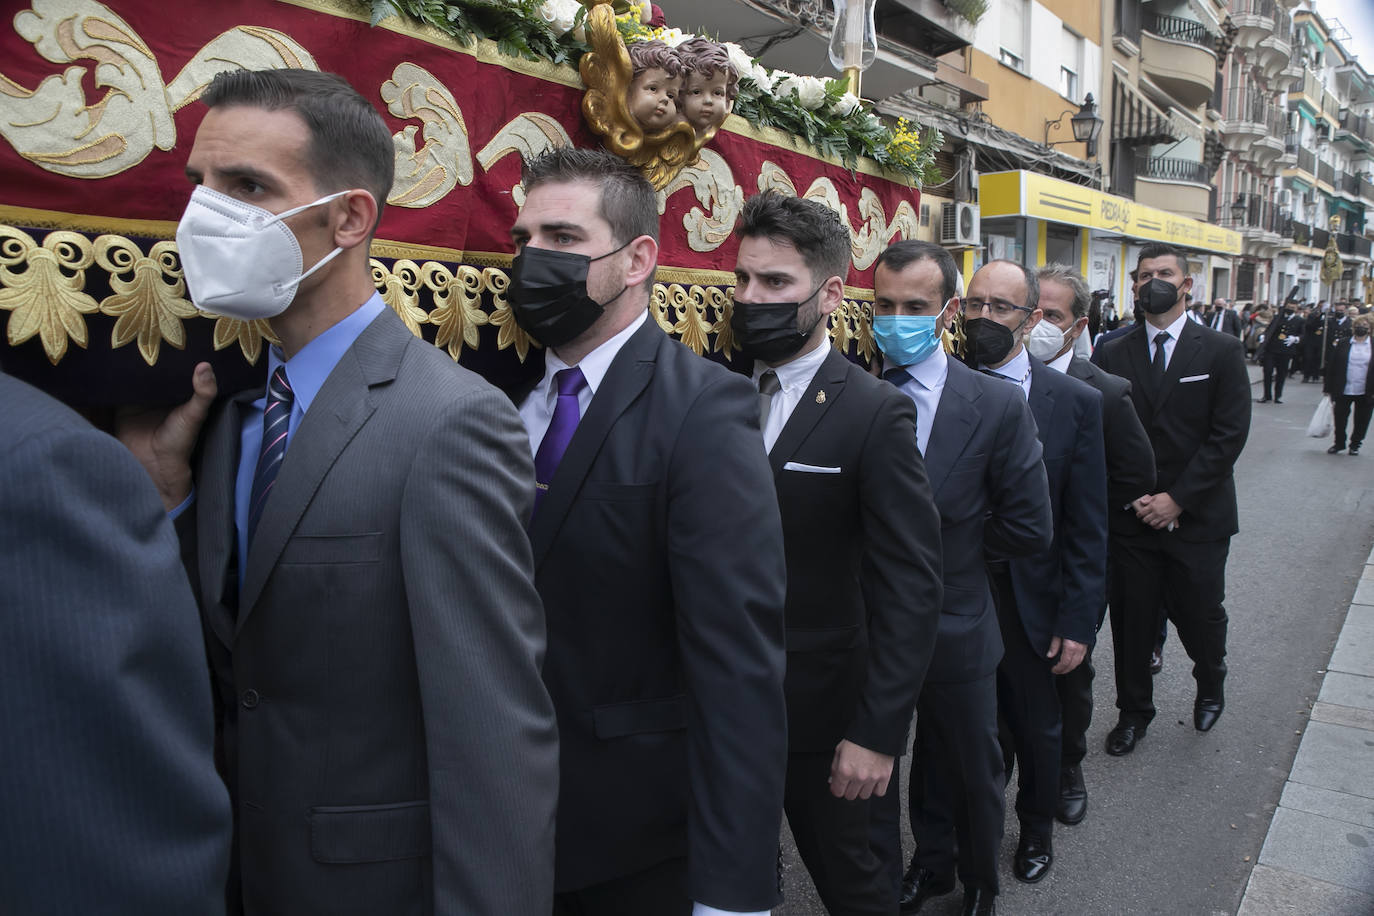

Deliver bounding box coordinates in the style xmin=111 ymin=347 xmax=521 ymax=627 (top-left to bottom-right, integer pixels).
xmin=1313 ymin=0 xmax=1374 ymax=69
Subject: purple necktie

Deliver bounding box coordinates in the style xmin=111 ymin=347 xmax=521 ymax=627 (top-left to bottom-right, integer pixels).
xmin=533 ymin=367 xmax=587 ymax=513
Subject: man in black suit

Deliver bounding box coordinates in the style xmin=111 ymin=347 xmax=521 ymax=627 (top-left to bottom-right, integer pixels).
xmin=1094 ymin=243 xmax=1252 ymax=755
xmin=1258 ymin=303 xmax=1303 ymax=403
xmin=1033 ymin=265 xmax=1156 ymax=826
xmin=731 ymin=192 xmax=943 ymax=915
xmin=1324 ymin=314 xmax=1374 ymax=455
xmin=2 ymin=372 xmax=232 ymax=916
xmin=1208 ymin=298 xmax=1243 ymax=338
xmin=508 ymin=148 xmax=788 ymax=915
xmin=965 ymin=260 xmax=1107 ymax=885
xmin=867 ymin=241 xmax=1053 ymax=916
xmin=1326 ymin=301 xmax=1353 ymax=373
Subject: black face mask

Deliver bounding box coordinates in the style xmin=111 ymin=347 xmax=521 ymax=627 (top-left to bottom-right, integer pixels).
xmin=731 ymin=285 xmax=826 ymax=363
xmin=961 ymin=316 xmax=1019 ymax=367
xmin=1138 ymin=278 xmax=1181 ymax=315
xmin=508 ymin=243 xmax=629 ymax=348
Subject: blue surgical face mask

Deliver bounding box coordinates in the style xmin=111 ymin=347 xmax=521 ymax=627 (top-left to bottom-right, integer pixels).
xmin=873 ymin=313 xmax=943 ymax=367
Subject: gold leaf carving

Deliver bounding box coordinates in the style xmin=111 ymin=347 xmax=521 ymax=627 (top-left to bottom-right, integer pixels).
xmin=94 ymin=236 xmax=197 ymax=365
xmin=0 ymin=227 xmax=97 ymax=364
xmin=663 ymin=283 xmax=713 ymax=355
xmin=3 ymin=0 xmax=174 ymax=178
xmin=424 ymin=262 xmax=489 ymax=360
xmin=381 ymin=62 xmax=474 ymax=208
xmin=371 ymin=258 xmax=427 ymax=336
xmin=485 ymin=266 xmax=540 ymax=361
xmin=650 ymin=283 xmax=676 ymax=335
xmin=710 ymin=287 xmax=736 ymax=356
xmin=209 ymin=315 xmax=277 ymax=366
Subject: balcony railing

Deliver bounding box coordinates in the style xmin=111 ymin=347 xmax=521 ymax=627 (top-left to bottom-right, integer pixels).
xmin=1142 ymin=11 xmax=1217 ymax=49
xmin=1224 ymin=86 xmax=1283 ymax=133
xmin=1313 ymin=227 xmax=1330 ymax=249
xmin=1320 ymin=160 xmax=1336 ymax=186
xmin=1301 ymin=67 xmax=1322 ymax=100
xmin=1238 ymin=0 xmax=1278 ymax=18
xmin=1341 ymin=171 xmax=1361 ymax=195
xmin=1291 ymin=221 xmax=1311 ymax=246
xmin=1324 ymin=90 xmax=1341 ymax=118
xmin=1298 ymin=148 xmax=1316 ymax=175
xmin=1222 ymin=192 xmax=1291 ymax=235
xmin=1361 ymin=177 xmax=1374 ymax=201
xmin=1337 ymin=233 xmax=1373 ymax=258
xmin=1338 ymin=110 xmax=1374 ymax=145
xmin=1136 ymin=153 xmax=1212 ymax=185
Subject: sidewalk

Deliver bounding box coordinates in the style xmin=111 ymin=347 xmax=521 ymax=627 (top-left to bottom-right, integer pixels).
xmin=1237 ymin=545 xmax=1374 ymax=914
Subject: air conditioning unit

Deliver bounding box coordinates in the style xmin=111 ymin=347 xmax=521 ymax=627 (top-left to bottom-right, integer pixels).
xmin=1279 ymin=189 xmax=1293 ymax=208
xmin=940 ymin=202 xmax=979 ymax=246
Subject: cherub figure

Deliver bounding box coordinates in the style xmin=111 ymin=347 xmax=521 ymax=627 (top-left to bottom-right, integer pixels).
xmin=676 ymin=37 xmax=738 ymax=138
xmin=626 ymin=40 xmax=684 ymax=133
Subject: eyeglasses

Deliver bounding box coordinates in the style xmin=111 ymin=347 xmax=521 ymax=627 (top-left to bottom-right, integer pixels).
xmin=961 ymin=299 xmax=1031 ymax=320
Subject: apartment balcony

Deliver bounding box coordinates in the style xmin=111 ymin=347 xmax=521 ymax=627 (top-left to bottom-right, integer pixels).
xmin=1335 ymin=170 xmax=1364 ymax=203
xmin=1313 ymin=226 xmax=1330 ymax=249
xmin=1277 ymin=135 xmax=1297 ymax=168
xmin=1319 ymin=160 xmax=1336 ymax=188
xmin=1279 ymin=51 xmax=1305 ymax=85
xmin=1295 ymin=147 xmax=1316 ymax=177
xmin=1140 ymin=12 xmax=1220 ymax=110
xmin=1290 ymin=220 xmax=1311 ymax=247
xmin=1230 ymin=0 xmax=1276 ymax=52
xmin=1337 ymin=233 xmax=1373 ymax=260
xmin=1222 ymin=191 xmax=1288 ymax=256
xmin=1337 ymin=110 xmax=1374 ymax=152
xmin=1362 ymin=176 xmax=1374 ymax=204
xmin=1254 ymin=24 xmax=1293 ymax=81
xmin=1133 ymin=154 xmax=1213 ymax=221
xmin=1220 ymin=87 xmax=1284 ymax=167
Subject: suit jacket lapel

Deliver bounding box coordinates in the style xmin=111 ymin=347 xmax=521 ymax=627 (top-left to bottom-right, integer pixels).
xmin=528 ymin=319 xmax=660 ymax=570
xmin=199 ymin=388 xmax=259 ymax=648
xmin=1154 ymin=321 xmax=1203 ymax=412
xmin=1028 ymin=360 xmax=1055 ymax=444
xmin=237 ymin=311 xmax=405 ymax=628
xmin=1123 ymin=326 xmax=1156 ymax=410
xmin=924 ymin=360 xmax=979 ymax=496
xmin=768 ymin=347 xmax=848 ymax=476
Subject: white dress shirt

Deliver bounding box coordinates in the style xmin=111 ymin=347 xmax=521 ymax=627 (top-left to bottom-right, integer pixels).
xmin=519 ymin=309 xmax=765 ymax=916
xmin=888 ymin=345 xmax=948 ymax=456
xmin=1047 ymin=347 xmax=1075 ymax=375
xmin=517 ymin=311 xmax=647 ymax=456
xmin=1145 ymin=310 xmax=1190 ymax=371
xmin=1346 ymin=339 xmax=1371 ymax=396
xmin=980 ymin=345 xmax=1033 ymax=401
xmin=752 ymin=336 xmax=832 ymax=453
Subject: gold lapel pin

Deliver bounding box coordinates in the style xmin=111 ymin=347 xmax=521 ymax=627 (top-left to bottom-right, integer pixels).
xmin=815 ymin=390 xmax=826 ymax=404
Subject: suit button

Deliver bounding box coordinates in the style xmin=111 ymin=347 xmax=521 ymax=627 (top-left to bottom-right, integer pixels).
xmin=241 ymin=689 xmax=260 ymax=709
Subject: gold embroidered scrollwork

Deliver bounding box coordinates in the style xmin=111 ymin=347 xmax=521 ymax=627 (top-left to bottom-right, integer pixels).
xmin=423 ymin=262 xmax=489 ymax=360
xmin=382 ymin=62 xmax=474 ymax=208
xmin=209 ymin=314 xmax=278 ymax=366
xmin=0 ymin=226 xmax=98 ymax=364
xmin=485 ymin=266 xmax=541 ymax=361
xmin=371 ymin=258 xmax=427 ymax=336
xmin=94 ymin=235 xmax=198 ymax=365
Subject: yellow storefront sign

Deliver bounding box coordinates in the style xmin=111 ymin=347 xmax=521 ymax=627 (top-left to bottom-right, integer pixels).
xmin=980 ymin=170 xmax=1242 ymax=257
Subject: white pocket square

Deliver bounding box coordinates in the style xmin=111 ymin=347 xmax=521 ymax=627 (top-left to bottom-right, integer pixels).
xmin=1179 ymin=374 xmax=1209 ymax=383
xmin=783 ymin=462 xmax=842 ymax=474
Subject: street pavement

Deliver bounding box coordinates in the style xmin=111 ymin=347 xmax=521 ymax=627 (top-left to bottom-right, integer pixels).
xmin=776 ymin=364 xmax=1374 ymax=915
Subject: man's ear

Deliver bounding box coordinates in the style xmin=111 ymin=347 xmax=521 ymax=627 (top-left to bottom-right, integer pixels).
xmin=334 ymin=189 xmax=378 ymax=251
xmin=818 ymin=275 xmax=845 ymax=317
xmin=624 ymin=235 xmax=659 ymax=288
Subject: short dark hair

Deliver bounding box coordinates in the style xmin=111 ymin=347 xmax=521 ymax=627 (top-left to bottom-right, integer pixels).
xmin=201 ymin=69 xmax=394 ymax=232
xmin=736 ymin=191 xmax=852 ymax=287
xmin=1035 ymin=264 xmax=1089 ymax=319
xmin=520 ymin=147 xmax=660 ymax=246
xmin=874 ymin=240 xmax=958 ymax=303
xmin=983 ymin=258 xmax=1039 ymax=312
xmin=1136 ymin=242 xmax=1189 ymax=277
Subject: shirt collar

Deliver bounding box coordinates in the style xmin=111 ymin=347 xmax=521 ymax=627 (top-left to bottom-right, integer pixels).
xmin=1146 ymin=310 xmax=1189 ymax=347
xmin=1047 ymin=347 xmax=1075 ymax=374
xmin=543 ymin=310 xmax=647 ymax=396
xmin=982 ymin=345 xmax=1030 ymax=384
xmin=908 ymin=343 xmax=948 ymax=390
xmin=753 ymin=334 xmax=832 ymax=392
xmin=266 ymin=293 xmax=385 ymax=415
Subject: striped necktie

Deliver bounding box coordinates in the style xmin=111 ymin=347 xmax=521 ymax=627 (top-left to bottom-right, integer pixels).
xmin=247 ymin=366 xmax=293 ymax=547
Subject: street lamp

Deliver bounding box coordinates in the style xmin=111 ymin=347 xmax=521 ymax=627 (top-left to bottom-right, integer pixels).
xmin=1231 ymin=195 xmax=1247 ymax=225
xmin=828 ymin=0 xmax=877 ymax=99
xmin=1044 ymin=95 xmax=1104 ymax=158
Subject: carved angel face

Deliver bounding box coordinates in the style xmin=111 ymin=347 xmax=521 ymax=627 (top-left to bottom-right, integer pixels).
xmin=681 ymin=69 xmax=730 ymax=135
xmin=627 ymin=67 xmax=681 ymax=132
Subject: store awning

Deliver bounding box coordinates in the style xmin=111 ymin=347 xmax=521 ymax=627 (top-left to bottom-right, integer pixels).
xmin=979 ymin=169 xmax=1244 ymax=257
xmin=1112 ymin=73 xmax=1178 ymax=146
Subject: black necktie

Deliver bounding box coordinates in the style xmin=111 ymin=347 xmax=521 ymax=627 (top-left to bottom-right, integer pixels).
xmin=883 ymin=367 xmax=916 ymax=426
xmin=1152 ymin=331 xmax=1171 ymax=388
xmin=758 ymin=370 xmax=781 ymax=431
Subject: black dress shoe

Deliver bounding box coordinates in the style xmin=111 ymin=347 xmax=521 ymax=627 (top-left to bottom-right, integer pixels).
xmin=1330 ymin=445 xmax=1346 ymax=454
xmin=1352 ymin=446 xmax=1361 ymax=456
xmin=962 ymin=885 xmax=997 ymax=915
xmin=1194 ymin=696 xmax=1224 ymax=732
xmin=1105 ymin=722 xmax=1145 ymax=756
xmin=1275 ymin=398 xmax=1284 ymax=404
xmin=1056 ymin=764 xmax=1087 ymax=825
xmin=1150 ymin=647 xmax=1164 ymax=674
xmin=1257 ymin=397 xmax=1271 ymax=403
xmin=1012 ymin=832 xmax=1052 ymax=883
xmin=900 ymin=863 xmax=954 ymax=913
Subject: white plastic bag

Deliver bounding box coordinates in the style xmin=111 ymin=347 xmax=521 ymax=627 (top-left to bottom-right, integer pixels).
xmin=1308 ymin=396 xmax=1333 ymax=438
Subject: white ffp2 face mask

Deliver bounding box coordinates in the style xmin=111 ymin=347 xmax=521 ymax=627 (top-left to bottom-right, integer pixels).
xmin=175 ymin=185 xmax=349 ymax=320
xmin=1026 ymin=319 xmax=1067 ymax=362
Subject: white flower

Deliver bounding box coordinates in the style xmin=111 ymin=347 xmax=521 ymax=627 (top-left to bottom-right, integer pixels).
xmin=535 ymin=0 xmax=581 ymax=36
xmin=829 ymin=91 xmax=861 ymax=117
xmin=749 ymin=64 xmax=774 ymax=92
xmin=638 ymin=0 xmax=653 ymax=23
xmin=723 ymin=42 xmax=755 ymax=78
xmin=654 ymin=27 xmax=693 ymax=47
xmin=777 ymin=74 xmax=827 ymax=110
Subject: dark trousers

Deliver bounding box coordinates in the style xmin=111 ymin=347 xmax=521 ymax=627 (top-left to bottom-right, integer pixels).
xmin=552 ymin=857 xmax=689 ymax=916
xmin=1056 ymin=646 xmax=1095 ymax=769
xmin=992 ymin=569 xmax=1062 ymax=839
xmin=1262 ymin=351 xmax=1290 ymax=399
xmin=784 ymin=750 xmax=893 ymax=916
xmin=869 ymin=675 xmax=1003 ymax=897
xmin=1332 ymin=394 xmax=1373 ymax=449
xmin=1109 ymin=533 xmax=1230 ymax=726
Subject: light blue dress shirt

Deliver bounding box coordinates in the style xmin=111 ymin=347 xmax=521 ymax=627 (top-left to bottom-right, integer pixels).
xmin=889 ymin=345 xmax=948 ymax=456
xmin=234 ymin=294 xmax=386 ymax=587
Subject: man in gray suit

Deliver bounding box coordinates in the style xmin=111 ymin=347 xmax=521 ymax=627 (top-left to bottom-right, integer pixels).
xmin=2 ymin=371 xmax=232 ymax=916
xmin=121 ymin=69 xmax=557 ymax=914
